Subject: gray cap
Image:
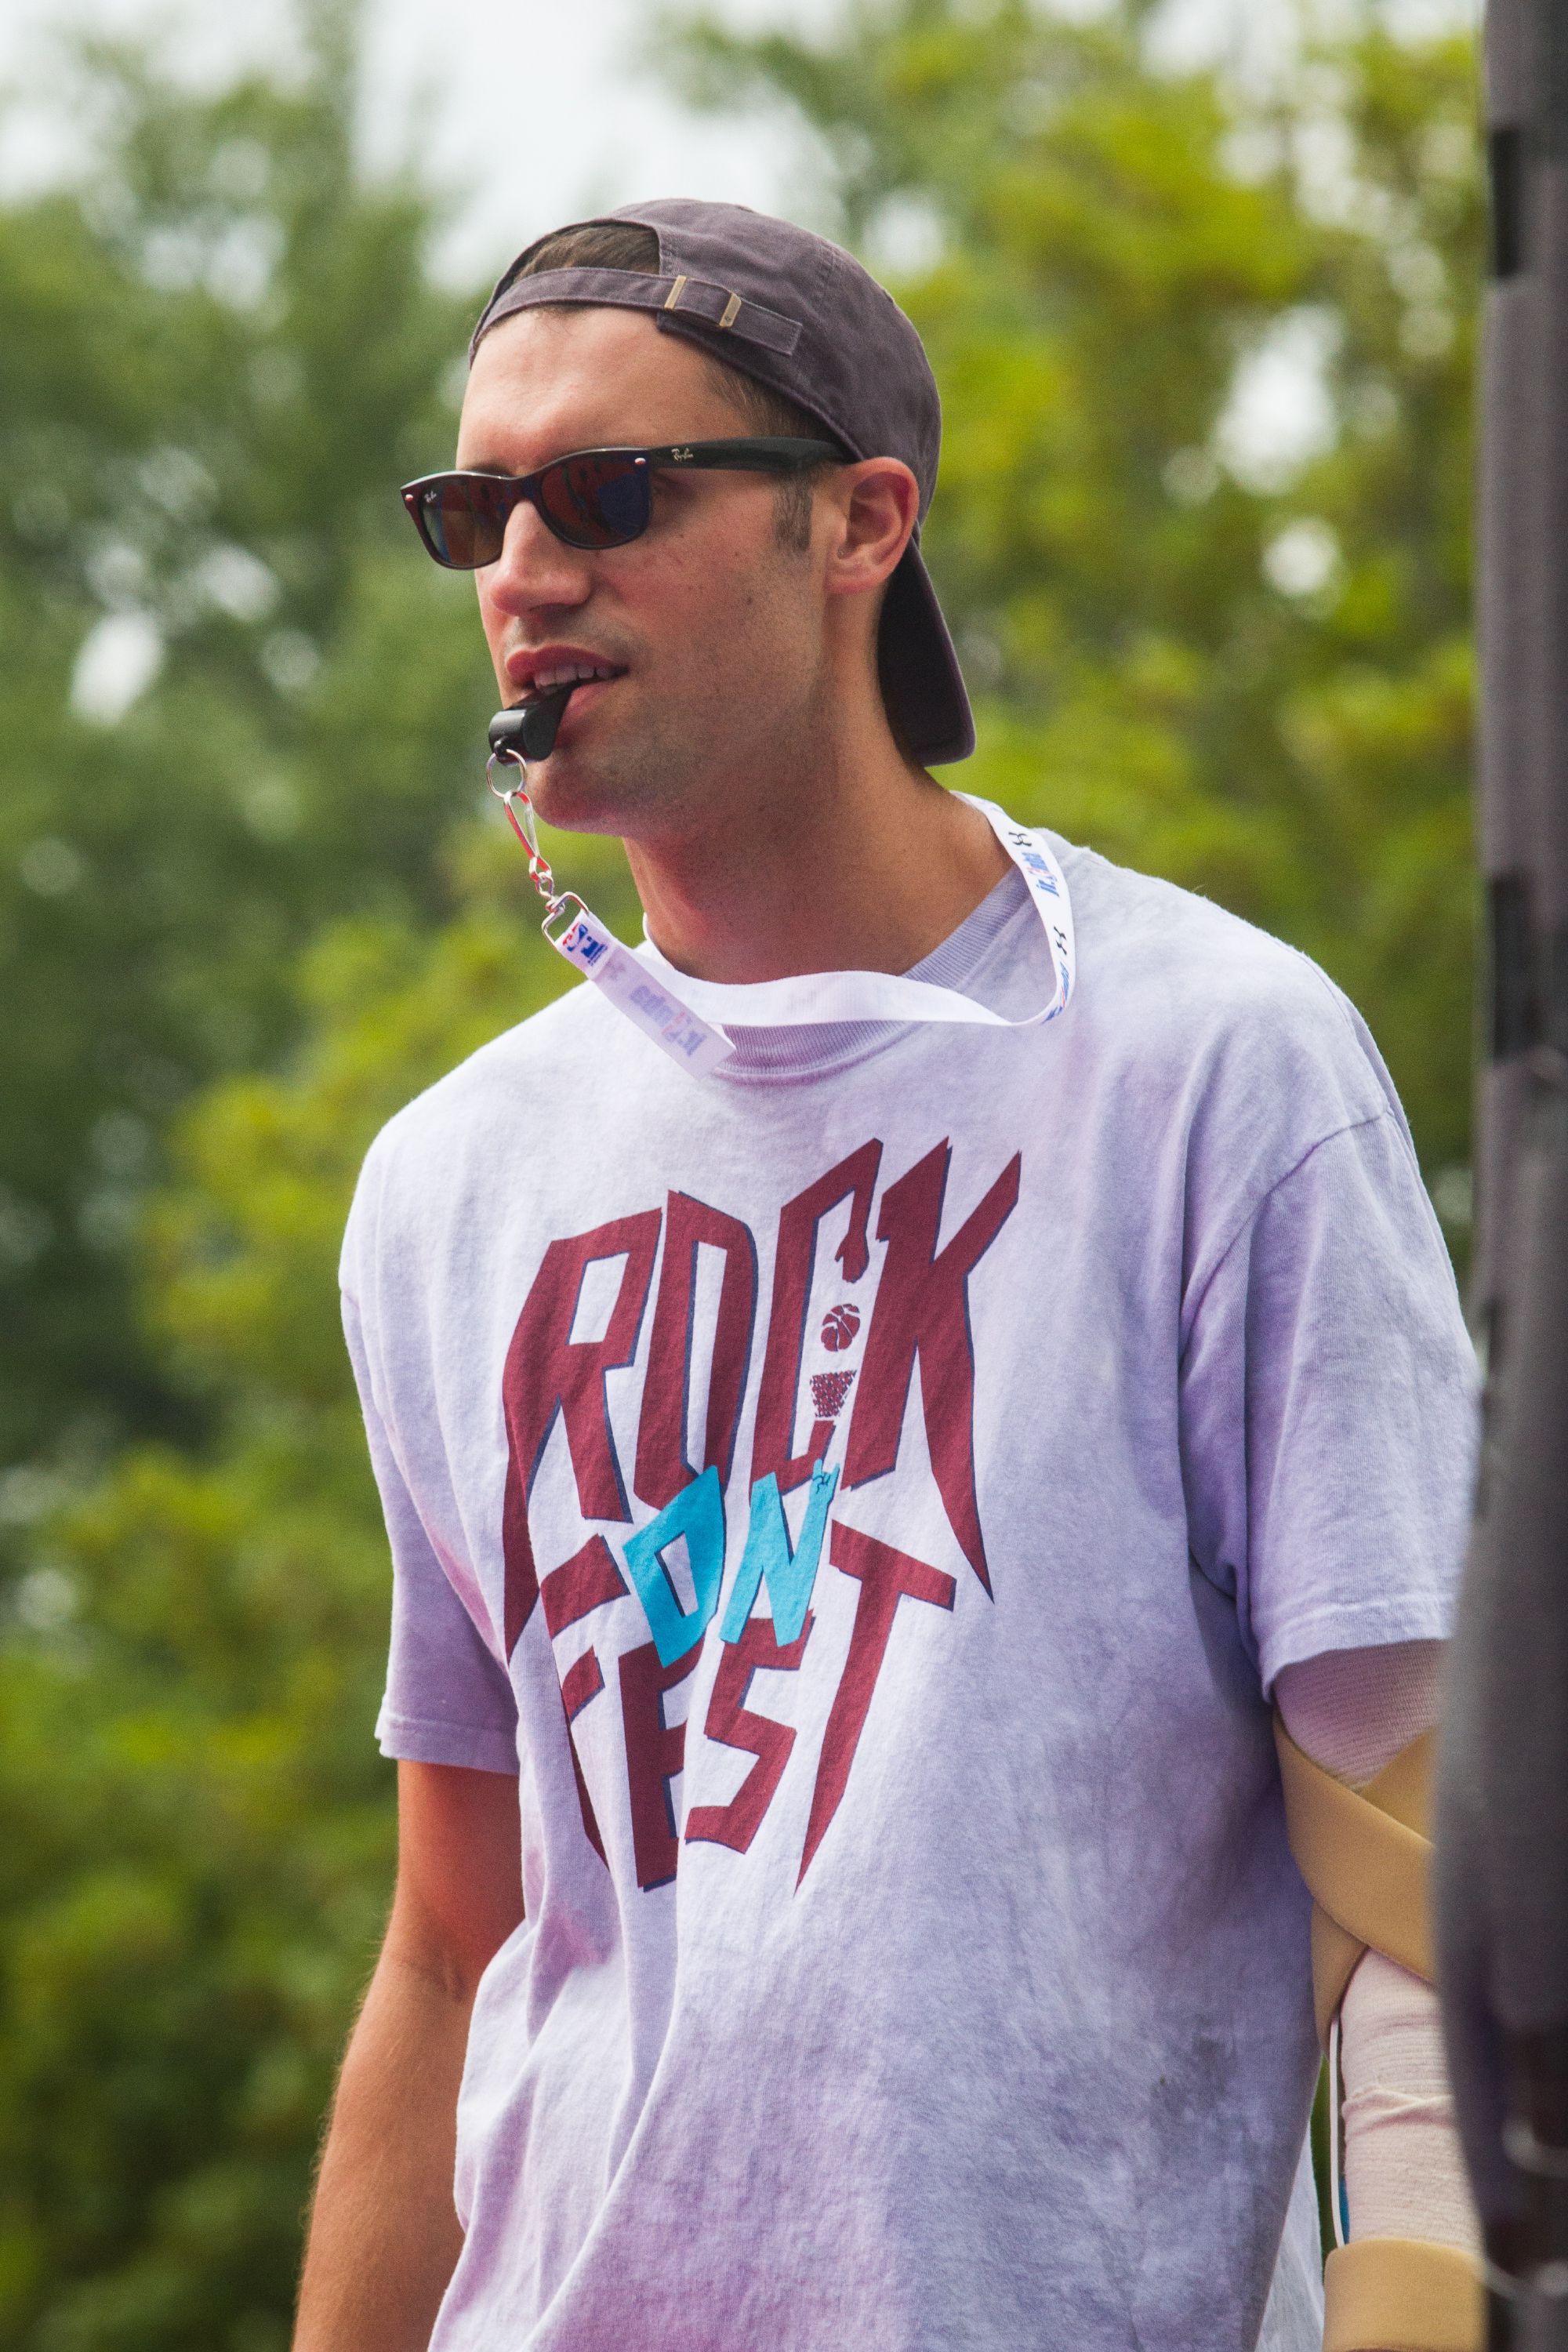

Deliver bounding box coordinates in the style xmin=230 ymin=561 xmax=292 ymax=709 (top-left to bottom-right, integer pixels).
xmin=470 ymin=198 xmax=975 ymax=768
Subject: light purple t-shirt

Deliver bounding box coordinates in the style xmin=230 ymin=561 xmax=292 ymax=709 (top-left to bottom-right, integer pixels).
xmin=340 ymin=833 xmax=1477 ymax=2352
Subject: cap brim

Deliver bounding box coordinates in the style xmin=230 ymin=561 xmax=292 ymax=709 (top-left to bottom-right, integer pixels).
xmin=877 ymin=539 xmax=975 ymax=768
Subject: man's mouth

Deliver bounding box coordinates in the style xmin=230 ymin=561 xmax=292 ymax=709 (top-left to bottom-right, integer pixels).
xmin=509 ymin=652 xmax=628 ymax=700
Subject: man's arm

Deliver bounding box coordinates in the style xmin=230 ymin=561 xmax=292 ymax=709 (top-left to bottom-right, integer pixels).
xmin=292 ymin=1759 xmax=524 ymax=2352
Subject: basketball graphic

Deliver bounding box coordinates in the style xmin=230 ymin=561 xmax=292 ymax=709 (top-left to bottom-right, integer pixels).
xmin=820 ymin=1302 xmax=861 ymax=1352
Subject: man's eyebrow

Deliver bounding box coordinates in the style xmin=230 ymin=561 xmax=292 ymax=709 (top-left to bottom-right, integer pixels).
xmin=454 ymin=455 xmax=527 ymax=477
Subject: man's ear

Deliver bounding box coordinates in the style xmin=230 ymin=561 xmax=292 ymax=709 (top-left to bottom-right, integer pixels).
xmin=823 ymin=457 xmax=920 ymax=599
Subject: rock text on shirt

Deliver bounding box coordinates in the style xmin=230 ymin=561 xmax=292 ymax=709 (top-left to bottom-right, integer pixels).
xmin=499 ymin=1137 xmax=1019 ymax=1889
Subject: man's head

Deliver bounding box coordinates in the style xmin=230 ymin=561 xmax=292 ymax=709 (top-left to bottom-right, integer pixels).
xmin=485 ymin=220 xmax=833 ymax=552
xmin=452 ymin=202 xmax=973 ymax=845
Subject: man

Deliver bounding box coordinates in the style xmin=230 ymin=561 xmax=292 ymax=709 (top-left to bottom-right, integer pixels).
xmin=296 ymin=201 xmax=1482 ymax=2350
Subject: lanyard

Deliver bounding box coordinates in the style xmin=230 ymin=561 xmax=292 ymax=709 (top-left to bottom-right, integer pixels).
xmin=487 ymin=764 xmax=1075 ymax=1078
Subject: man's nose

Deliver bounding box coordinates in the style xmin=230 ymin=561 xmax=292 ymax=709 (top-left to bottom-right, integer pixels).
xmin=482 ymin=495 xmax=593 ymax=615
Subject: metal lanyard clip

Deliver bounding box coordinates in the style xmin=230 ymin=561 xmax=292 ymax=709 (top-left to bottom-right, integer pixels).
xmin=486 ymin=750 xmax=560 ymax=909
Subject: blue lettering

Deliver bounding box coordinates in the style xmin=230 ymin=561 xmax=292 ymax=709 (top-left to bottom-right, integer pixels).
xmin=622 ymin=1465 xmax=727 ymax=1664
xmin=720 ymin=1460 xmax=840 ymax=1646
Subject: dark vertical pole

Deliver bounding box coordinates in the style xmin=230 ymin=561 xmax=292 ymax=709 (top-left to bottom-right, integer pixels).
xmin=1472 ymin=0 xmax=1541 ymax=1338
xmin=1436 ymin=4 xmax=1568 ymax=2347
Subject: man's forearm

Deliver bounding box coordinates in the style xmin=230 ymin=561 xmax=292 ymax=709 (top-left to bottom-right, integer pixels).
xmin=292 ymin=1944 xmax=474 ymax=2352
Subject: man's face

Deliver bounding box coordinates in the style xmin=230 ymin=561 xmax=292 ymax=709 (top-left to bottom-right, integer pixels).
xmin=456 ymin=305 xmax=833 ymax=842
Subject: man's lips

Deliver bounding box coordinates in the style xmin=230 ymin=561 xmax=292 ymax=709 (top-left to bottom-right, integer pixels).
xmin=549 ymin=674 xmax=622 ymax=746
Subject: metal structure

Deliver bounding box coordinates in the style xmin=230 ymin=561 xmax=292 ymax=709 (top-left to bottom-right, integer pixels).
xmin=1435 ymin=2 xmax=1568 ymax=2345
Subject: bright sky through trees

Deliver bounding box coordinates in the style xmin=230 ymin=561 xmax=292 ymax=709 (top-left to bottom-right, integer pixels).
xmin=0 ymin=0 xmax=1479 ymax=278
xmin=0 ymin=0 xmax=821 ymax=278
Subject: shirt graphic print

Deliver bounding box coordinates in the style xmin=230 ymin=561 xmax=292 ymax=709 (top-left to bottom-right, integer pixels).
xmin=501 ymin=1133 xmax=1017 ymax=1896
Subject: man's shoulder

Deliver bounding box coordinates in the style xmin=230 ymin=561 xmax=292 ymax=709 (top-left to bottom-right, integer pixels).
xmin=1051 ymin=835 xmax=1403 ymax=1143
xmin=1060 ymin=837 xmax=1367 ymax=1049
xmin=349 ymin=976 xmax=632 ymax=1229
xmin=1062 ymin=837 xmax=1332 ymax=1011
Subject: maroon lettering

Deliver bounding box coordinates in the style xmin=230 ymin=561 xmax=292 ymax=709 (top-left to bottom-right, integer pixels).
xmin=752 ymin=1141 xmax=882 ymax=1496
xmin=560 ymin=1648 xmax=604 ymax=1719
xmin=797 ymin=1522 xmax=956 ymax=1883
xmin=540 ymin=1534 xmax=628 ymax=1636
xmin=557 ymin=1649 xmax=606 ymax=1861
xmin=684 ymin=1616 xmax=814 ymax=1856
xmin=843 ymin=1142 xmax=1019 ymax=1591
xmin=499 ymin=1210 xmax=660 ymax=1656
xmin=634 ymin=1192 xmax=757 ymax=1509
xmin=619 ymin=1639 xmax=698 ymax=1890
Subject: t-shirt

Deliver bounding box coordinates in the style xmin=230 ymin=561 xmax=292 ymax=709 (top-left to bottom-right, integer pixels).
xmin=340 ymin=829 xmax=1478 ymax=2352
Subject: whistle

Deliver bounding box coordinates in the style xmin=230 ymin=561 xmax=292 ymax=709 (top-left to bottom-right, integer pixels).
xmin=488 ymin=684 xmax=574 ymax=766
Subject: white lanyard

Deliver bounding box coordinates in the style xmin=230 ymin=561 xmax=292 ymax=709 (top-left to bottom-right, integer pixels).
xmin=488 ymin=769 xmax=1075 ymax=1078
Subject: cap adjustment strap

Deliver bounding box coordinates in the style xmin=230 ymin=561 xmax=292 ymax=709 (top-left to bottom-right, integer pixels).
xmin=655 ymin=271 xmax=800 ymax=350
xmin=471 ymin=264 xmax=804 ymax=358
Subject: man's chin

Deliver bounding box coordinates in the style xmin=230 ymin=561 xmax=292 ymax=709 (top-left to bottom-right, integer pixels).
xmin=524 ymin=752 xmax=652 ymax=842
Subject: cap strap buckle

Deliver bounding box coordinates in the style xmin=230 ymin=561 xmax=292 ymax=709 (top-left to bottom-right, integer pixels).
xmin=655 ymin=273 xmax=801 ymax=354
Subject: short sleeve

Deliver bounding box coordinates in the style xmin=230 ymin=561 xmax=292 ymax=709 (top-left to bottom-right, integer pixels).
xmin=1178 ymin=1108 xmax=1479 ymax=1695
xmin=343 ymin=1283 xmax=519 ymax=1775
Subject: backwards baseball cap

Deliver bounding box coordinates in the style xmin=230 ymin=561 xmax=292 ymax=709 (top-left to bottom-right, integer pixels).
xmin=469 ymin=198 xmax=975 ymax=768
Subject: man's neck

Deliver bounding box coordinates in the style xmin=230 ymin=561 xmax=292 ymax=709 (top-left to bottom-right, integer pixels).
xmin=623 ymin=720 xmax=1010 ymax=988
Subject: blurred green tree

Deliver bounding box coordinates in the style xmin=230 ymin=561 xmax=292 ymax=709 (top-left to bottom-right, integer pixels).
xmin=0 ymin=2 xmax=1480 ymax=2346
xmin=0 ymin=5 xmax=491 ymax=1479
xmin=0 ymin=910 xmax=567 ymax=2350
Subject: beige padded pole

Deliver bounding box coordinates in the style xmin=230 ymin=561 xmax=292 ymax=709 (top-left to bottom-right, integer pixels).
xmin=1274 ymin=1721 xmax=1435 ymax=2045
xmin=1322 ymin=2238 xmax=1485 ymax=2352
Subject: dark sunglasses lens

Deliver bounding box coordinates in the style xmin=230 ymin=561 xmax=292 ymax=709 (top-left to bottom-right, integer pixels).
xmin=417 ymin=478 xmax=509 ymax=568
xmin=538 ymin=453 xmax=648 ymax=549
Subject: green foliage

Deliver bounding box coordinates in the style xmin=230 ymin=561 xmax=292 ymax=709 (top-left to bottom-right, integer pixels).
xmin=0 ymin=912 xmax=567 ymax=2350
xmin=0 ymin=9 xmax=490 ymax=1470
xmin=1 ymin=2 xmax=1479 ymax=2343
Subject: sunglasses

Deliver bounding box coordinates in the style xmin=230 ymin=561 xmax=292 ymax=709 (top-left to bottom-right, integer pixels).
xmin=401 ymin=437 xmax=844 ymax=569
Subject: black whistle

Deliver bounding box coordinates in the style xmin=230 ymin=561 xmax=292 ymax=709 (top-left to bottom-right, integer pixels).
xmin=488 ymin=684 xmax=573 ymax=766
